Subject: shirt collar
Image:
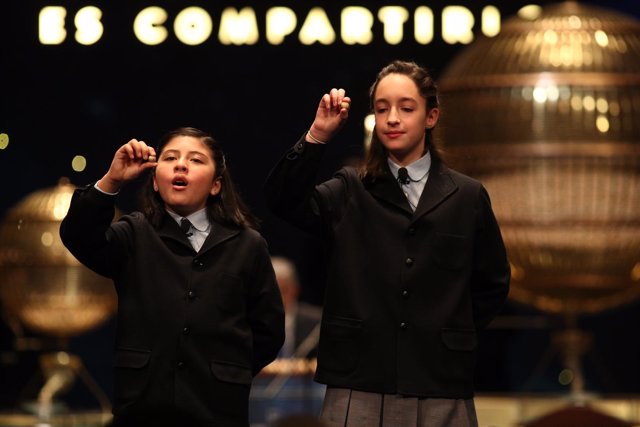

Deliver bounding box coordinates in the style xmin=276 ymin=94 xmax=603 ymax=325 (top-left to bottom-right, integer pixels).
xmin=167 ymin=208 xmax=211 ymax=232
xmin=387 ymin=150 xmax=432 ymax=182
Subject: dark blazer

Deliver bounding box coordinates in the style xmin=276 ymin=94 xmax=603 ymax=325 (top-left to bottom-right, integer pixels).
xmin=264 ymin=137 xmax=510 ymax=399
xmin=60 ymin=185 xmax=284 ymax=427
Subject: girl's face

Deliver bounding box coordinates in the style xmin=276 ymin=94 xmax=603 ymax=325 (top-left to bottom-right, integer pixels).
xmin=152 ymin=135 xmax=221 ymax=217
xmin=373 ymin=73 xmax=439 ymax=166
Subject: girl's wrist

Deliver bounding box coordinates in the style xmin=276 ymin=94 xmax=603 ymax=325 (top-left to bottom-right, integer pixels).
xmin=306 ymin=129 xmax=327 ymax=144
xmin=97 ymin=175 xmax=122 ymax=194
xmin=307 ymin=125 xmax=331 ymax=144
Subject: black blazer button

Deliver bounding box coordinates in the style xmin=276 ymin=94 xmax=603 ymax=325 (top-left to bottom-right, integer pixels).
xmin=401 ymin=290 xmax=409 ymax=298
xmin=183 ymin=327 xmax=190 ymax=335
xmin=187 ymin=290 xmax=196 ymax=299
xmin=177 ymin=361 xmax=185 ymax=368
xmin=405 ymin=257 xmax=414 ymax=266
xmin=293 ymin=142 xmax=304 ymax=154
xmin=400 ymin=322 xmax=408 ymax=330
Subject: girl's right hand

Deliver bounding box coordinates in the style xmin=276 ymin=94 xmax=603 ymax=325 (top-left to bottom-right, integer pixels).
xmin=306 ymin=88 xmax=351 ymax=144
xmin=97 ymin=139 xmax=157 ymax=193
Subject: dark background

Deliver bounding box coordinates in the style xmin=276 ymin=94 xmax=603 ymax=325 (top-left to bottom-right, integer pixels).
xmin=1 ymin=0 xmax=639 ymax=410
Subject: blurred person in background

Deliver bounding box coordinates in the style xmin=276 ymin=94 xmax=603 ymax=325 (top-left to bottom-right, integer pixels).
xmin=272 ymin=256 xmax=322 ymax=359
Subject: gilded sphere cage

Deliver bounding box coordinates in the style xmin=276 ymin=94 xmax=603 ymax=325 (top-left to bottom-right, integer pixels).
xmin=0 ymin=179 xmax=117 ymax=419
xmin=438 ymin=1 xmax=640 ymax=316
xmin=0 ymin=179 xmax=117 ymax=338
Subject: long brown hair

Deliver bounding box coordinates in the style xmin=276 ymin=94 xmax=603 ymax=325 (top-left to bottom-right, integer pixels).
xmin=139 ymin=127 xmax=257 ymax=229
xmin=359 ymin=60 xmax=443 ymax=182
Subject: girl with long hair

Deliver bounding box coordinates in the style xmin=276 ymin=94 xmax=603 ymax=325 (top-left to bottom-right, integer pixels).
xmin=265 ymin=61 xmax=510 ymax=427
xmin=61 ymin=127 xmax=284 ymax=427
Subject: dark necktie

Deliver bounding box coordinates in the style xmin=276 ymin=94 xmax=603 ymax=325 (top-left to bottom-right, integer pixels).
xmin=397 ymin=167 xmax=411 ymax=185
xmin=180 ymin=218 xmax=193 ymax=237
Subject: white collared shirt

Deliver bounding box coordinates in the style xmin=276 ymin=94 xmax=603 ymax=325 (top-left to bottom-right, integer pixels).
xmin=387 ymin=151 xmax=432 ymax=211
xmin=167 ymin=208 xmax=211 ymax=252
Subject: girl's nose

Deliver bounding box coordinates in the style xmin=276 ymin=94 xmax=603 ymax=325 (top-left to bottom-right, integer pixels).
xmin=387 ymin=108 xmax=400 ymax=124
xmin=175 ymin=158 xmax=187 ymax=171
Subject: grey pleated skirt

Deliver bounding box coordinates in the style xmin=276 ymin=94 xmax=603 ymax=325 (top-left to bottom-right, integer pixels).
xmin=319 ymin=388 xmax=478 ymax=427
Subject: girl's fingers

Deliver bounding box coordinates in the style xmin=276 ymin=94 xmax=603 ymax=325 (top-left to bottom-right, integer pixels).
xmin=134 ymin=140 xmax=145 ymax=159
xmin=321 ymin=93 xmax=332 ymax=110
xmin=124 ymin=139 xmax=156 ymax=161
xmin=328 ymin=88 xmax=348 ymax=109
xmin=322 ymin=90 xmax=349 ymax=112
xmin=121 ymin=142 xmax=135 ymax=160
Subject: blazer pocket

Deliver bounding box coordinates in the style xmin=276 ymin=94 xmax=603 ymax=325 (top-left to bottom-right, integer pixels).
xmin=113 ymin=347 xmax=151 ymax=414
xmin=440 ymin=328 xmax=477 ymax=351
xmin=210 ymin=360 xmax=253 ymax=385
xmin=318 ymin=316 xmax=362 ymax=373
xmin=433 ymin=232 xmax=471 ymax=270
xmin=114 ymin=347 xmax=151 ymax=368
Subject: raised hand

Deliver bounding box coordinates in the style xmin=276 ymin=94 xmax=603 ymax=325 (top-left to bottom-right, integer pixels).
xmin=307 ymin=88 xmax=351 ymax=144
xmin=97 ymin=139 xmax=157 ymax=193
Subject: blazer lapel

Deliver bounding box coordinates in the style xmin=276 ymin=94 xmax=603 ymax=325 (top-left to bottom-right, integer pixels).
xmin=157 ymin=215 xmax=193 ymax=249
xmin=413 ymin=164 xmax=458 ymax=220
xmin=199 ymin=223 xmax=240 ymax=254
xmin=156 ymin=214 xmax=240 ymax=253
xmin=366 ymin=169 xmax=413 ymax=215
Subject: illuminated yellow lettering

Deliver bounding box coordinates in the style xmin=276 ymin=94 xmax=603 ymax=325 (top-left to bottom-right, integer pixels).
xmin=266 ymin=7 xmax=297 ymax=45
xmin=414 ymin=6 xmax=434 ymax=44
xmin=378 ymin=6 xmax=408 ymax=45
xmin=299 ymin=7 xmax=335 ymax=45
xmin=442 ymin=6 xmax=474 ymax=44
xmin=39 ymin=6 xmax=67 ymax=45
xmin=219 ymin=7 xmax=259 ymax=45
xmin=341 ymin=7 xmax=373 ymax=45
xmin=74 ymin=6 xmax=103 ymax=45
xmin=174 ymin=7 xmax=212 ymax=46
xmin=134 ymin=7 xmax=168 ymax=46
xmin=38 ymin=4 xmax=509 ymax=48
xmin=482 ymin=6 xmax=500 ymax=37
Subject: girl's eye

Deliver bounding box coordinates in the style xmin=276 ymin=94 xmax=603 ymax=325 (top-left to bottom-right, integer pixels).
xmin=376 ymin=108 xmax=387 ymax=113
xmin=163 ymin=155 xmax=176 ymax=161
xmin=191 ymin=158 xmax=203 ymax=164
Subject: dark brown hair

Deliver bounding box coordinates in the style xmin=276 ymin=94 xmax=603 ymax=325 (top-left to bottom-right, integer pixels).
xmin=139 ymin=127 xmax=257 ymax=229
xmin=359 ymin=60 xmax=442 ymax=182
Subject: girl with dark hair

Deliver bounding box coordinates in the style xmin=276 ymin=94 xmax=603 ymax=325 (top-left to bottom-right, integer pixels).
xmin=265 ymin=61 xmax=510 ymax=427
xmin=360 ymin=60 xmax=443 ymax=181
xmin=60 ymin=127 xmax=284 ymax=427
xmin=138 ymin=127 xmax=257 ymax=230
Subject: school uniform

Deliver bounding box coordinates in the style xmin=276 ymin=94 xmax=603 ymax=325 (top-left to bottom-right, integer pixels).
xmin=60 ymin=184 xmax=285 ymax=427
xmin=264 ymin=136 xmax=510 ymax=426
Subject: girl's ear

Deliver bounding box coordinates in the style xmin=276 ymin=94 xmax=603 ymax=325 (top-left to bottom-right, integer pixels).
xmin=153 ymin=175 xmax=159 ymax=192
xmin=210 ymin=177 xmax=222 ymax=196
xmin=425 ymin=107 xmax=440 ymax=129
